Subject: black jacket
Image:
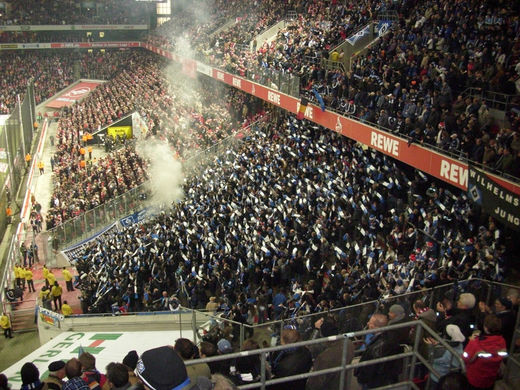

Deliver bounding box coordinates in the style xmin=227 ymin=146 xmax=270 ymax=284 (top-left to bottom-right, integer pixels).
xmin=306 ymin=339 xmax=355 ymax=390
xmin=355 ymin=332 xmax=402 ymax=388
xmin=438 ymin=308 xmax=476 ymax=340
xmin=269 ymin=346 xmax=313 ymax=390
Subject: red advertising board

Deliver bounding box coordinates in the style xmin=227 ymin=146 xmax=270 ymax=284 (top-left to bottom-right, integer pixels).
xmin=46 ymin=81 xmax=103 ymax=108
xmin=149 ymin=45 xmax=520 ymax=195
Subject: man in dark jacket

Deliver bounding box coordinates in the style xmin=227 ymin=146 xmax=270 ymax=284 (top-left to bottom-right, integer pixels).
xmin=355 ymin=314 xmax=402 ymax=389
xmin=387 ymin=304 xmax=411 ymax=345
xmin=437 ymin=293 xmax=476 ymax=340
xmin=269 ymin=328 xmax=313 ymax=390
xmin=306 ymin=318 xmax=354 ymax=390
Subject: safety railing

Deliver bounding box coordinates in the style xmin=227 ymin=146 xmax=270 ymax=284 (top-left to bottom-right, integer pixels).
xmin=286 ymin=10 xmax=297 ymax=20
xmin=43 ymin=310 xmax=466 ymax=390
xmin=244 ymin=66 xmax=300 ymax=97
xmin=33 ymin=278 xmax=519 ymax=388
xmin=377 ymin=10 xmax=399 ymax=23
xmin=321 ymin=58 xmax=346 ymax=74
xmin=183 ymin=320 xmax=465 ymax=390
xmin=461 ymin=87 xmax=519 ymax=112
xmin=187 ymin=278 xmax=518 ymax=349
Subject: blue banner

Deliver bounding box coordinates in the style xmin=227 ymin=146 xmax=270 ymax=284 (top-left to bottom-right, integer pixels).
xmin=119 ymin=207 xmax=151 ymax=227
xmin=376 ymin=20 xmax=392 ymax=37
xmin=346 ymin=24 xmax=371 ymax=46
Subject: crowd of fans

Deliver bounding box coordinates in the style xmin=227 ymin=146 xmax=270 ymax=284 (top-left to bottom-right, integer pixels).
xmin=0 ymin=52 xmax=76 ymax=115
xmin=46 ymin=49 xmax=255 ymax=227
xmin=145 ymin=0 xmax=520 ymax=178
xmin=47 ymin=146 xmax=148 ymax=229
xmin=0 ymin=0 xmax=149 ymax=26
xmin=0 ymin=50 xmax=149 ymax=115
xmin=1 ymin=0 xmax=519 ymax=176
xmin=3 ymin=289 xmax=518 ymax=389
xmin=0 ymin=3 xmax=519 ymax=390
xmin=322 ymin=0 xmax=520 ymax=174
xmin=72 ymin=115 xmax=516 ymax=320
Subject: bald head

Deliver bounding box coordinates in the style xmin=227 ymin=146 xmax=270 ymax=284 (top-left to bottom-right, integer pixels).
xmin=368 ymin=313 xmax=388 ymax=329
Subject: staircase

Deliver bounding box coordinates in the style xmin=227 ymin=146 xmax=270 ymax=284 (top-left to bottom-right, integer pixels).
xmin=11 ymin=307 xmax=37 ymax=333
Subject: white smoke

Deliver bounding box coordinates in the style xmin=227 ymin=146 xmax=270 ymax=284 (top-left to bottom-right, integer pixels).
xmin=136 ymin=139 xmax=184 ymax=206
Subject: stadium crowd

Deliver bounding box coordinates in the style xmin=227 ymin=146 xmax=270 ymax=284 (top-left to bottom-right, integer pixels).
xmin=45 ymin=49 xmax=255 ymax=228
xmin=72 ymin=115 xmax=515 ymax=317
xmin=0 ymin=50 xmax=149 ymax=115
xmin=3 ymin=290 xmax=518 ymax=389
xmin=0 ymin=0 xmax=149 ymax=26
xmin=0 ymin=2 xmax=519 ymax=390
xmin=147 ymin=0 xmax=520 ymax=177
xmin=50 ymin=115 xmax=519 ymax=390
xmin=0 ymin=52 xmax=76 ymax=115
xmin=0 ymin=0 xmax=518 ymax=175
xmin=323 ymin=0 xmax=520 ymax=173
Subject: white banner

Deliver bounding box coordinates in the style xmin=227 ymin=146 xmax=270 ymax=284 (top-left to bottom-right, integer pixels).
xmin=3 ymin=331 xmax=185 ymax=386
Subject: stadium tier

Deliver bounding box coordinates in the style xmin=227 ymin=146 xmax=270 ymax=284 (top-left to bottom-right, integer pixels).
xmin=0 ymin=1 xmax=519 ymax=390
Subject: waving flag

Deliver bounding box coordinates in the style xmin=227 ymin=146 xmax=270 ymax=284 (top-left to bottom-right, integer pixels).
xmin=297 ymin=97 xmax=308 ymax=120
xmin=312 ymin=87 xmax=326 ymax=111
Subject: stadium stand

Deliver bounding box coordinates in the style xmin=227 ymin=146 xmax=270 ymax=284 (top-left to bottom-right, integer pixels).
xmin=0 ymin=0 xmax=149 ymax=25
xmin=147 ymin=0 xmax=520 ymax=178
xmin=0 ymin=1 xmax=519 ymax=390
xmin=0 ymin=52 xmax=75 ymax=115
xmin=45 ymin=49 xmax=256 ymax=226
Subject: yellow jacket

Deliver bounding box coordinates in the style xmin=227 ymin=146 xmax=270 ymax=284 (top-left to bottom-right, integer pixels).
xmin=14 ymin=266 xmax=21 ymax=278
xmin=25 ymin=269 xmax=33 ymax=280
xmin=0 ymin=315 xmax=10 ymax=329
xmin=62 ymin=269 xmax=73 ymax=282
xmin=46 ymin=272 xmax=56 ymax=286
xmin=39 ymin=289 xmax=50 ymax=302
xmin=51 ymin=285 xmax=62 ymax=298
xmin=42 ymin=267 xmax=49 ymax=279
xmin=62 ymin=304 xmax=73 ymax=316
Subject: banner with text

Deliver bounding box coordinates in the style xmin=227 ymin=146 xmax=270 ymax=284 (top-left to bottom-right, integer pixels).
xmin=3 ymin=331 xmax=184 ymax=386
xmin=0 ymin=25 xmax=147 ymax=31
xmin=0 ymin=42 xmax=140 ymax=50
xmin=468 ymin=166 xmax=520 ymax=231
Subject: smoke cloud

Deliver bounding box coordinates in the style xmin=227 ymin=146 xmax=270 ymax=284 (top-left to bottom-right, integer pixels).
xmin=136 ymin=139 xmax=184 ymax=207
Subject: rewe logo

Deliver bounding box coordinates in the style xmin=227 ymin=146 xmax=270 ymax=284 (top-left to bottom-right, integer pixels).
xmin=232 ymin=77 xmax=241 ymax=88
xmin=370 ymin=131 xmax=399 ymax=157
xmin=440 ymin=160 xmax=468 ymax=187
xmin=296 ymin=102 xmax=313 ymax=119
xmin=267 ymin=91 xmax=281 ymax=105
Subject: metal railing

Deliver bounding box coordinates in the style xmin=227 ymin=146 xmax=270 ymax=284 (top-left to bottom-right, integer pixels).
xmin=321 ymin=58 xmax=346 ymax=73
xmin=286 ymin=10 xmax=297 ymax=20
xmin=44 ymin=309 xmax=465 ymax=389
xmin=181 ymin=320 xmax=464 ymax=390
xmin=244 ymin=66 xmax=300 ymax=97
xmin=32 ymin=277 xmax=520 ymax=388
xmin=377 ymin=11 xmax=399 ymax=23
xmin=461 ymin=87 xmax=519 ymax=112
xmin=187 ymin=278 xmax=518 ymax=349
